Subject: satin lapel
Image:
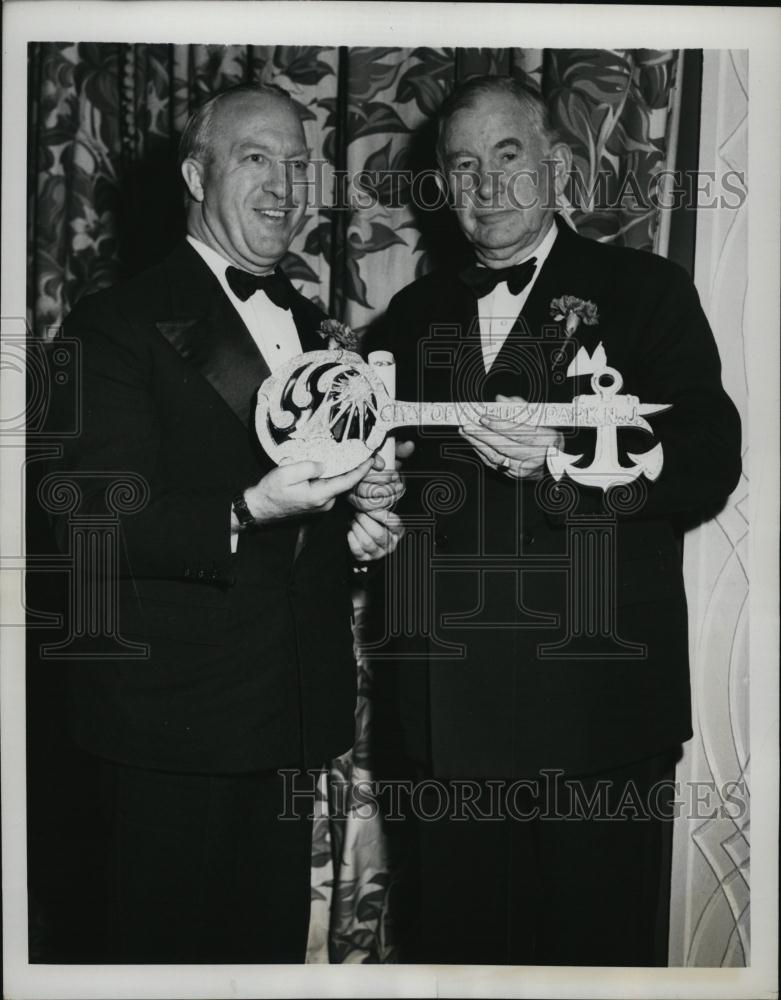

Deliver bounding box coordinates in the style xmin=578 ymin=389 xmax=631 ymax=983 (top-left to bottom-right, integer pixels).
xmin=492 ymin=220 xmax=601 ymax=402
xmin=157 ymin=243 xmax=270 ymax=430
xmin=289 ymin=296 xmax=325 ymax=353
xmin=279 ymin=268 xmax=328 ymax=354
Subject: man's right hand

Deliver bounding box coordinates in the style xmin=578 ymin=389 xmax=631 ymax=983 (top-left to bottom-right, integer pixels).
xmin=243 ymin=458 xmax=374 ymax=525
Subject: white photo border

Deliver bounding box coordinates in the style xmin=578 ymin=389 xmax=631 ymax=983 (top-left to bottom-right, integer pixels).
xmin=2 ymin=3 xmax=778 ymax=998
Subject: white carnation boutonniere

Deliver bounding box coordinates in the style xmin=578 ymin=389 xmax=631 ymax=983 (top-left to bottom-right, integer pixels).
xmin=318 ymin=318 xmax=363 ymax=352
xmin=550 ymin=295 xmax=600 ymax=336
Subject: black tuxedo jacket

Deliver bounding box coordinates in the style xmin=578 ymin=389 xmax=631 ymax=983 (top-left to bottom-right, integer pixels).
xmin=371 ymin=217 xmax=742 ymax=780
xmin=48 ymin=241 xmax=358 ymax=774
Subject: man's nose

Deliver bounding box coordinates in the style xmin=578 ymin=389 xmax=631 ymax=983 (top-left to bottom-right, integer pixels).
xmin=262 ymin=160 xmax=291 ymax=200
xmin=477 ymin=169 xmax=502 ymax=205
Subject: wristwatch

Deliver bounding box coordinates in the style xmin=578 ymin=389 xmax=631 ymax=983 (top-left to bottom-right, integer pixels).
xmin=231 ymin=490 xmax=256 ymax=529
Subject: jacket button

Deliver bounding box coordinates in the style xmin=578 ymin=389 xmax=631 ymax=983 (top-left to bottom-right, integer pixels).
xmin=434 ymin=532 xmax=448 ymax=550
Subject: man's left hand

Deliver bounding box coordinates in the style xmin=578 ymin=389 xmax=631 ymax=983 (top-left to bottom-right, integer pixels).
xmin=348 ymin=441 xmax=415 ymax=513
xmin=347 ymin=440 xmax=414 ymax=561
xmin=460 ymin=394 xmax=563 ymax=479
xmin=348 ymin=508 xmax=404 ymax=562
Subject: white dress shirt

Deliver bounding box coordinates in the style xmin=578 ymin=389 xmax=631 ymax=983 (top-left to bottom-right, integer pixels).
xmin=477 ymin=220 xmax=558 ymax=372
xmin=186 ymin=236 xmax=304 ymax=551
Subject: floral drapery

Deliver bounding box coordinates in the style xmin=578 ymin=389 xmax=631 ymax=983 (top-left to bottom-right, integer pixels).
xmin=28 ymin=45 xmax=680 ymax=340
xmin=27 ymin=43 xmax=682 ymax=962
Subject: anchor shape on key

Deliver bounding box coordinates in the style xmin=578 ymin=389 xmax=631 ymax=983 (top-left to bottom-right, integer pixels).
xmin=546 ymin=352 xmax=671 ymax=492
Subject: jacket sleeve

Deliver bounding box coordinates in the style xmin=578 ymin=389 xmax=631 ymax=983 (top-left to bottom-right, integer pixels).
xmin=46 ymin=294 xmax=238 ymax=585
xmin=543 ymin=265 xmax=742 ymax=525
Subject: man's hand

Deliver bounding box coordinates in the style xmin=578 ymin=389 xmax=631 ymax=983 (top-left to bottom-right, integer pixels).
xmin=460 ymin=394 xmax=563 ymax=479
xmin=348 ymin=440 xmax=415 ymax=513
xmin=346 ymin=440 xmax=414 ymax=562
xmin=244 ymin=458 xmax=374 ymax=524
xmin=348 ymin=508 xmax=405 ymax=562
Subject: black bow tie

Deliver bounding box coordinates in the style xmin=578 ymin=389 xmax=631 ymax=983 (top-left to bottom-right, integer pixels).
xmin=459 ymin=258 xmax=538 ymax=298
xmin=225 ymin=266 xmax=291 ymax=310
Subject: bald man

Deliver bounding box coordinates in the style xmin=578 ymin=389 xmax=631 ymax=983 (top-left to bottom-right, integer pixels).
xmin=47 ymin=83 xmax=402 ymax=963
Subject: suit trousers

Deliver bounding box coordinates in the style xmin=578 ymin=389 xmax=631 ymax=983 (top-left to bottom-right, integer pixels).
xmin=94 ymin=758 xmax=315 ymax=963
xmin=390 ymin=751 xmax=677 ymax=966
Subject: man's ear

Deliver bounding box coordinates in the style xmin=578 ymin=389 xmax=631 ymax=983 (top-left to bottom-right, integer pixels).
xmin=548 ymin=141 xmax=573 ymax=202
xmin=181 ymin=158 xmax=206 ymax=203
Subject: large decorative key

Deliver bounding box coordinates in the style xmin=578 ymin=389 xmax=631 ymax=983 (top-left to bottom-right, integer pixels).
xmin=255 ymin=347 xmax=672 ymax=491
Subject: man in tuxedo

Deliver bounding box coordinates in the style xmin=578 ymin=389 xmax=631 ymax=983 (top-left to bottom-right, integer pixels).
xmin=372 ymin=76 xmax=742 ymax=965
xmin=46 ymin=82 xmax=404 ymax=963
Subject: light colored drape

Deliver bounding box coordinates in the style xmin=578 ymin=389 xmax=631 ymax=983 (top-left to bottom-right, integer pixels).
xmin=668 ymin=49 xmax=749 ymax=968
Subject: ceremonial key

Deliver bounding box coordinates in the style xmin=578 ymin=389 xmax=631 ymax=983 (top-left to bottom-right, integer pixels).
xmin=255 ymin=348 xmax=672 ymax=491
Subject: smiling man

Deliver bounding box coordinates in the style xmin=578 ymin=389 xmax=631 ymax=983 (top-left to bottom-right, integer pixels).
xmin=372 ymin=75 xmax=741 ymax=966
xmin=182 ymin=86 xmax=310 ymax=271
xmin=46 ymin=83 xmax=404 ymax=963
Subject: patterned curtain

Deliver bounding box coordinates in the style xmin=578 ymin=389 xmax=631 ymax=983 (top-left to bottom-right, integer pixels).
xmin=27 ymin=43 xmax=682 ymax=962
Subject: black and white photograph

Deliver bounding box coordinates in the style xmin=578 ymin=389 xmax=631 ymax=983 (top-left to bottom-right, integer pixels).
xmin=1 ymin=3 xmax=778 ymax=998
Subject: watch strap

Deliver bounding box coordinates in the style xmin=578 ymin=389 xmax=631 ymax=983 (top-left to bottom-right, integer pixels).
xmin=232 ymin=491 xmax=255 ymax=528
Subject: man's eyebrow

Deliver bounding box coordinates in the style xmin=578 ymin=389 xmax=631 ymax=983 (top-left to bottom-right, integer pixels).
xmin=445 ymin=138 xmax=522 ymax=163
xmin=445 ymin=149 xmax=475 ymax=163
xmin=233 ymin=140 xmax=310 ymax=158
xmin=234 ymin=140 xmax=273 ymax=153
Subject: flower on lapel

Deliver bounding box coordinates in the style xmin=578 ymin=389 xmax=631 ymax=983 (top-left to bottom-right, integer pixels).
xmin=550 ymin=296 xmax=599 ymax=336
xmin=318 ymin=318 xmax=363 ymax=351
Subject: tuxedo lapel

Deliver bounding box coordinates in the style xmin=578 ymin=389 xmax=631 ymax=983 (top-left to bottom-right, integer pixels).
xmin=490 ymin=218 xmax=603 ymax=402
xmin=156 ymin=299 xmax=271 ymax=431
xmin=283 ymin=273 xmax=328 ymax=353
xmin=156 ymin=244 xmax=330 ymax=433
xmin=157 ymin=242 xmax=270 ymax=430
